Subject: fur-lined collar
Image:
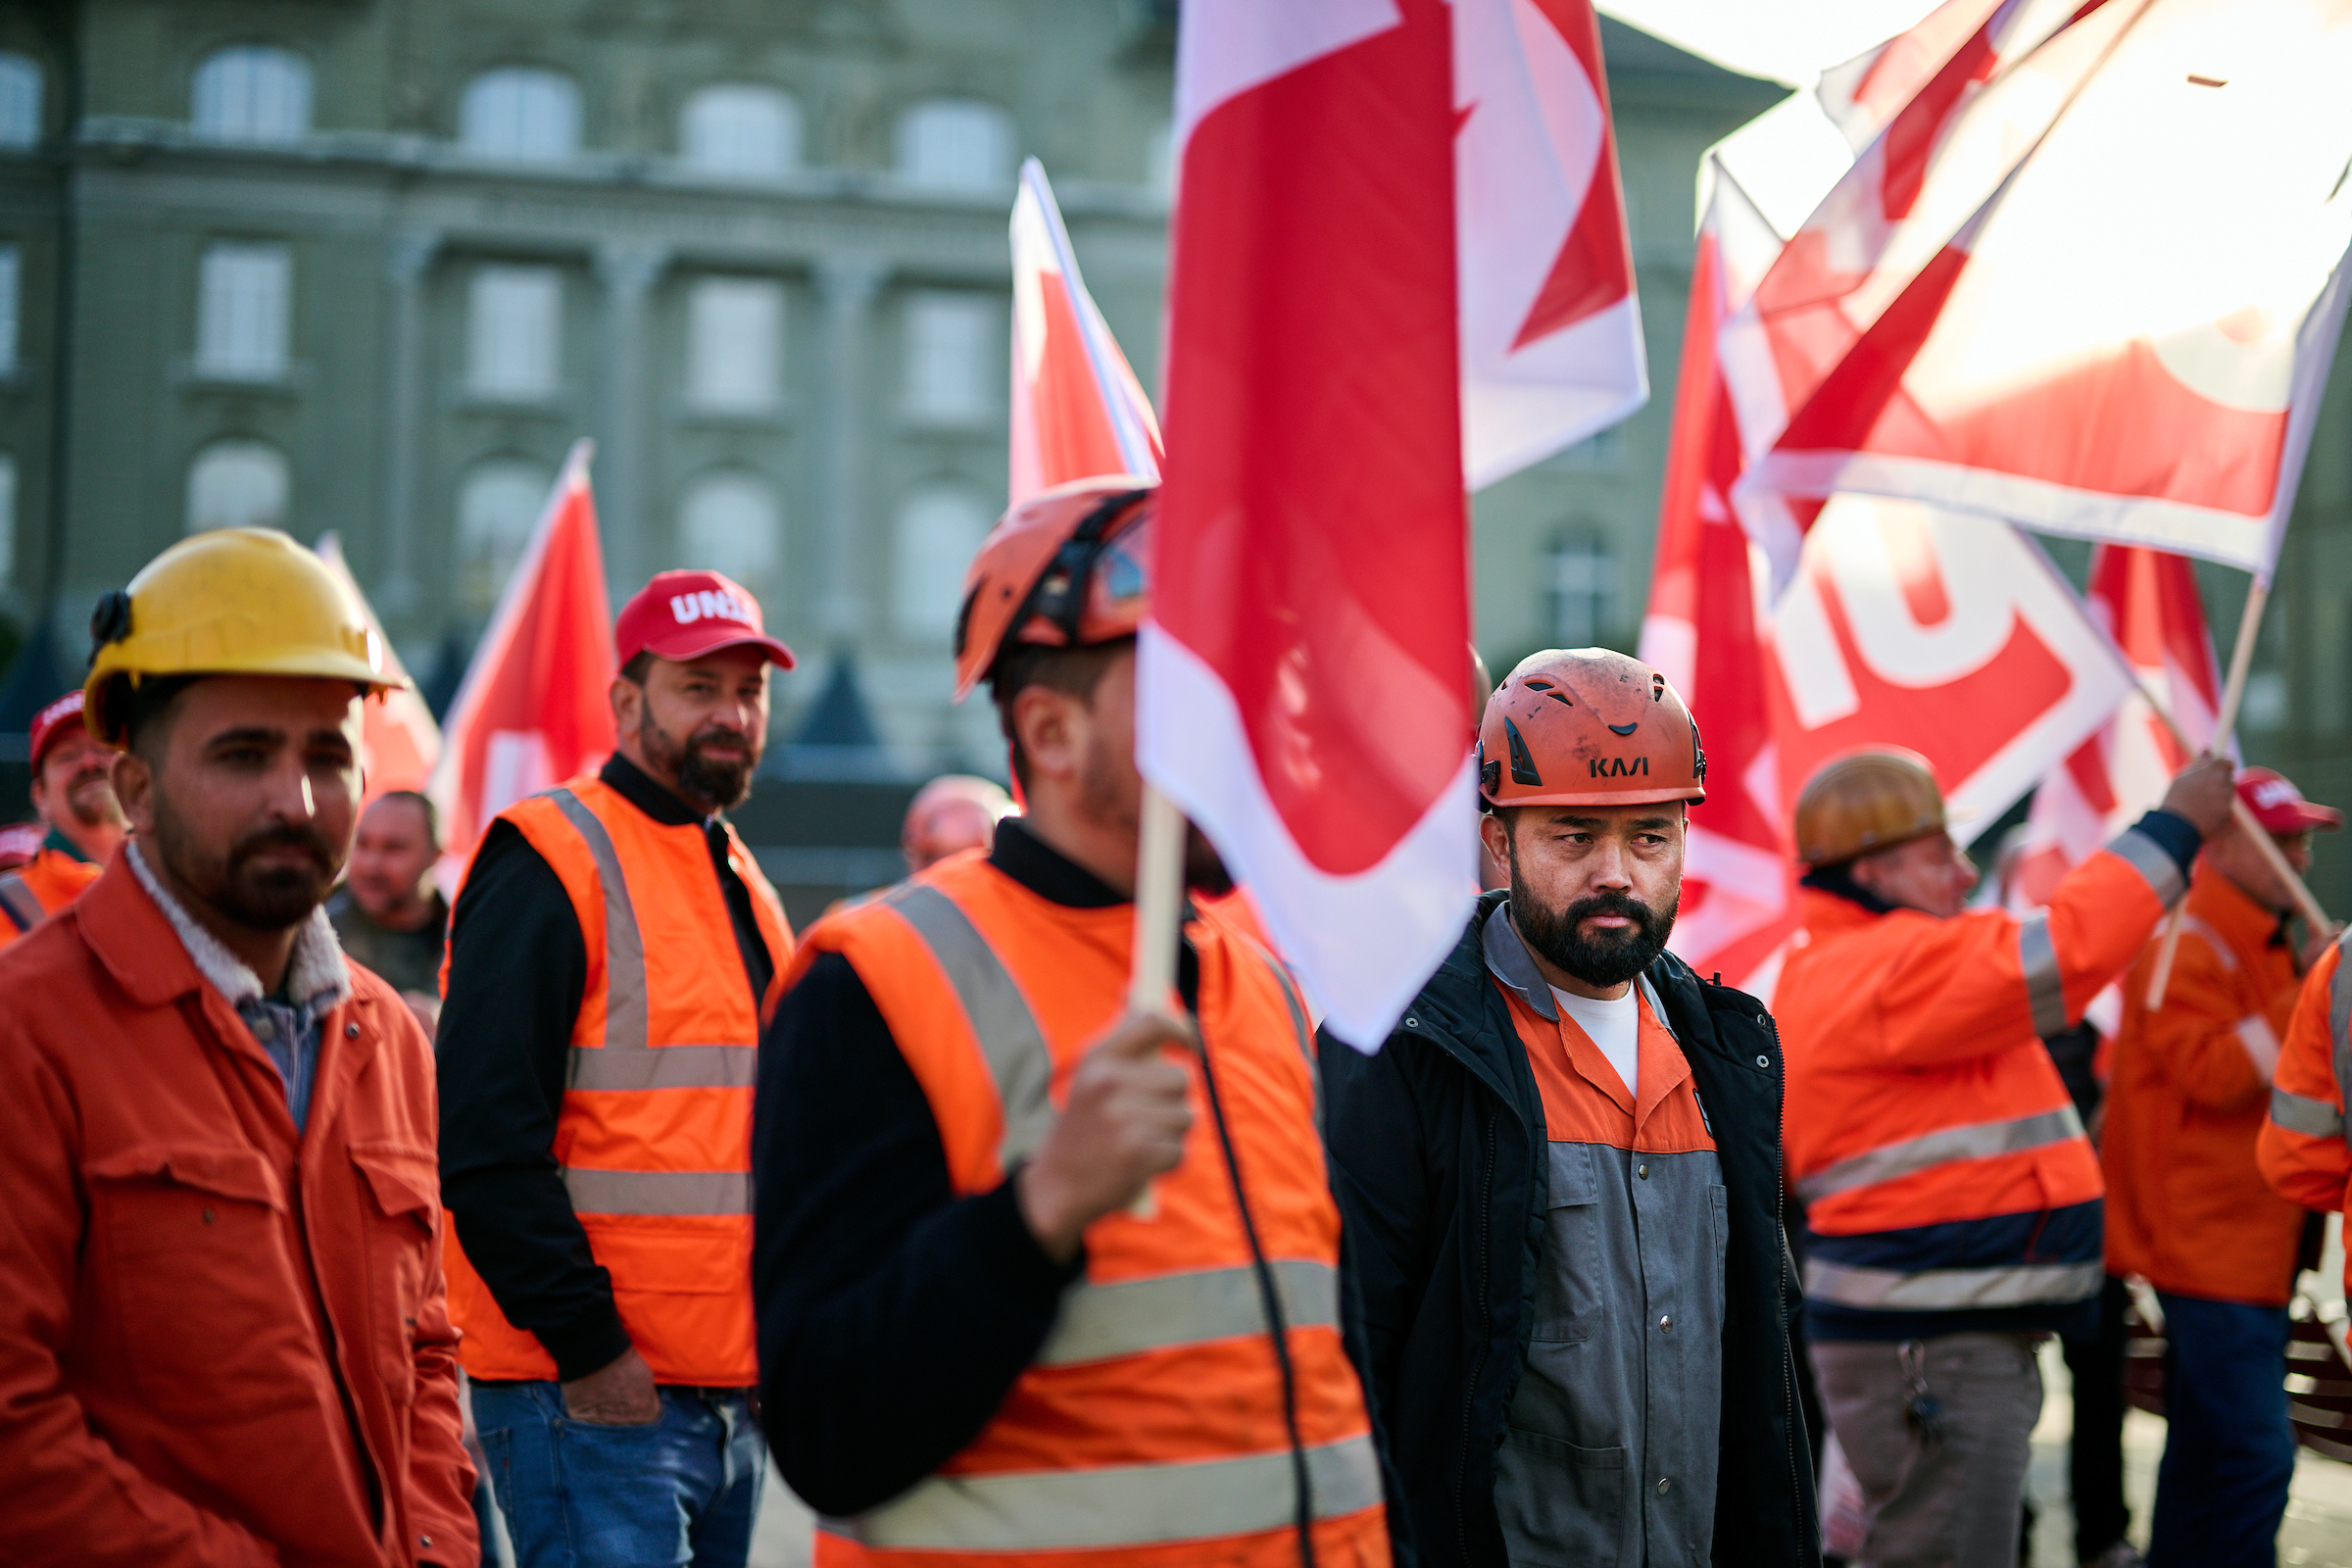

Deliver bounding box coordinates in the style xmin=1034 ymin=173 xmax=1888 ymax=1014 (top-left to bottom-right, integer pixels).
xmin=126 ymin=841 xmax=350 ymax=1012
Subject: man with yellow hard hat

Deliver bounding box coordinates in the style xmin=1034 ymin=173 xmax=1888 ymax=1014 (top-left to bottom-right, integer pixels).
xmin=1776 ymin=747 xmax=2231 ymax=1568
xmin=0 ymin=529 xmax=477 ymax=1565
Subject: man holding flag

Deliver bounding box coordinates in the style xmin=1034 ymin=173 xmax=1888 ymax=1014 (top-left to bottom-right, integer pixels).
xmin=755 ymin=478 xmax=1389 ymax=1568
xmin=1323 ymin=649 xmax=1815 ymax=1568
xmin=437 ymin=567 xmax=796 ymax=1568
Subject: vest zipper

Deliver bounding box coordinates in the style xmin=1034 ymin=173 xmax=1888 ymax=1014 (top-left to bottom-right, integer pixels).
xmin=1453 ymin=1102 xmax=1497 ymax=1564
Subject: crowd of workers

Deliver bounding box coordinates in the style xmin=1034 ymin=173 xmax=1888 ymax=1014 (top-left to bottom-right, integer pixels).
xmin=0 ymin=477 xmax=2346 ymax=1568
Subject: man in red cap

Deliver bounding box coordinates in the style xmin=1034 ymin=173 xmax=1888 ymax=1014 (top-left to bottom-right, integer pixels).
xmin=2104 ymin=766 xmax=2340 ymax=1567
xmin=437 ymin=569 xmax=797 ymax=1568
xmin=0 ymin=690 xmax=128 ymax=948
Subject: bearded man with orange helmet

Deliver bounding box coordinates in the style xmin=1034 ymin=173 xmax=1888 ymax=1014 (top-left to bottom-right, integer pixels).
xmin=1776 ymin=747 xmax=2232 ymax=1568
xmin=1322 ymin=650 xmax=1818 ymax=1568
xmin=755 ymin=477 xmax=1390 ymax=1568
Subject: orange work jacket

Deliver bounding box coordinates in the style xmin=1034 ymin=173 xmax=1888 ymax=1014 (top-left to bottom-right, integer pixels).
xmin=2104 ymin=865 xmax=2306 ymax=1304
xmin=444 ymin=776 xmax=792 ymax=1386
xmin=0 ymin=841 xmax=101 ymax=950
xmin=2259 ymin=935 xmax=2352 ymax=1294
xmin=787 ymin=851 xmax=1389 ymax=1568
xmin=1778 ymin=827 xmax=2184 ymax=1337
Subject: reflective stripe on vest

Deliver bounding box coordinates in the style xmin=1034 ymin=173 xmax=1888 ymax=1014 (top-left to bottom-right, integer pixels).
xmin=2271 ymin=1087 xmax=2344 ymax=1138
xmin=1039 ymin=1258 xmax=1340 ymax=1367
xmin=2018 ymin=911 xmax=2067 ymax=1039
xmin=0 ymin=872 xmax=41 ymax=933
xmin=549 ymin=786 xmax=761 ymax=1211
xmin=1803 ymin=1257 xmax=2104 ymax=1311
xmin=826 ymin=1434 xmax=1383 ymax=1553
xmin=2108 ymin=825 xmax=2187 ymax=909
xmin=1793 ymin=1103 xmax=2085 ymax=1206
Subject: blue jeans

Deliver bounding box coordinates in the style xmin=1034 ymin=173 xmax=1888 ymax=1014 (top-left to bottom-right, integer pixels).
xmin=2149 ymin=1293 xmax=2295 ymax=1568
xmin=470 ymin=1381 xmax=764 ymax=1568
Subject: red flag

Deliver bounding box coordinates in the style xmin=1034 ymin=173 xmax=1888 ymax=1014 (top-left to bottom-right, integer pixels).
xmin=314 ymin=532 xmax=442 ymax=802
xmin=1453 ymin=0 xmax=1645 ymax=485
xmin=1007 ymin=158 xmax=1162 ymax=504
xmin=429 ymin=440 xmax=616 ymax=862
xmin=1145 ymin=0 xmax=1473 ymax=1049
xmin=1639 ymin=158 xmax=1797 ymax=995
xmin=2008 ymin=546 xmax=2222 ymax=907
xmin=1750 ymin=0 xmax=2352 ymax=576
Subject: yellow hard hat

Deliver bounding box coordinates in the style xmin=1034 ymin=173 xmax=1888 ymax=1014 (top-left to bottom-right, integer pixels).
xmin=84 ymin=528 xmax=405 ymax=746
xmin=1794 ymin=748 xmax=1947 ymax=868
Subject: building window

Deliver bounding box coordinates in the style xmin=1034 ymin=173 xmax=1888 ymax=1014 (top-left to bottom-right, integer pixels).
xmin=686 ymin=277 xmax=783 ymax=413
xmin=1549 ymin=536 xmax=1617 ymax=649
xmin=902 ymin=291 xmax=997 ymax=426
xmin=895 ymin=99 xmax=1013 ymax=193
xmin=678 ymin=471 xmax=783 ymax=604
xmin=0 ymin=247 xmax=19 ymax=374
xmin=196 ymin=242 xmax=291 ymax=380
xmin=0 ymin=454 xmax=15 ymax=587
xmin=894 ymin=484 xmax=992 ymax=643
xmin=191 ymin=45 xmax=311 ymax=143
xmin=457 ymin=458 xmax=552 ymax=612
xmin=0 ymin=53 xmax=41 ymax=148
xmin=186 ymin=440 xmax=289 ymax=534
xmin=680 ymin=84 xmax=800 ymax=178
xmin=461 ymin=67 xmax=580 ymax=162
xmin=467 ymin=266 xmax=563 ymax=400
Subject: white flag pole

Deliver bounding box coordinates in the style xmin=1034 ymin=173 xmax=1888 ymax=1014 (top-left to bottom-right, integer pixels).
xmin=2145 ymin=573 xmax=2272 ymax=1009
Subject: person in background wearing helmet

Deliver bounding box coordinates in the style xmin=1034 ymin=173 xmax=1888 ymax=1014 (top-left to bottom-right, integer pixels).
xmin=0 ymin=688 xmax=127 ymax=947
xmin=756 ymin=478 xmax=1390 ymax=1568
xmin=2104 ymin=767 xmax=2338 ymax=1567
xmin=1777 ymin=747 xmax=2232 ymax=1568
xmin=0 ymin=529 xmax=476 ymax=1565
xmin=1323 ymin=649 xmax=1817 ymax=1568
xmin=900 ymin=771 xmax=1013 ymax=873
xmin=436 ymin=569 xmax=795 ymax=1568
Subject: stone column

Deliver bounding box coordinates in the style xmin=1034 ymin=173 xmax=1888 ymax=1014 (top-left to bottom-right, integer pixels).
xmin=376 ymin=230 xmax=439 ymax=618
xmin=815 ymin=254 xmax=885 ymax=639
xmin=595 ymin=241 xmax=668 ymax=597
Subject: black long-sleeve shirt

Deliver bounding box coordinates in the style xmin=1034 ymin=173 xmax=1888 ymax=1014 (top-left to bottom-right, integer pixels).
xmin=755 ymin=821 xmax=1144 ymax=1515
xmin=437 ymin=753 xmax=777 ymax=1383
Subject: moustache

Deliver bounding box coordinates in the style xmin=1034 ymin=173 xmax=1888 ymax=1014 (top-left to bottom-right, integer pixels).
xmin=1561 ymin=891 xmax=1657 ymax=933
xmin=228 ymin=822 xmax=337 ymax=876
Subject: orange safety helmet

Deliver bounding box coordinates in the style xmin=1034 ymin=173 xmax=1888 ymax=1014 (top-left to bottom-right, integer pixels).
xmin=952 ymin=476 xmax=1156 ymax=701
xmin=1793 ymin=748 xmax=1946 ymax=867
xmin=1478 ymin=649 xmax=1707 ymax=809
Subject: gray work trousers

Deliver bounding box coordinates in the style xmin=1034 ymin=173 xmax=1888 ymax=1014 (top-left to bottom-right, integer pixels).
xmin=1811 ymin=1332 xmax=2044 ymax=1568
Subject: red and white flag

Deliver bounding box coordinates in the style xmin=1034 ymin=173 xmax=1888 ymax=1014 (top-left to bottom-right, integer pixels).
xmin=314 ymin=532 xmax=442 ymax=802
xmin=2006 ymin=545 xmax=2222 ymax=908
xmin=1453 ymin=0 xmax=1645 ymax=484
xmin=1751 ymin=0 xmax=2352 ymax=576
xmin=1008 ymin=158 xmax=1163 ymax=504
xmin=429 ymin=440 xmax=617 ymax=863
xmin=1814 ymin=0 xmax=2014 ymax=152
xmin=1639 ymin=157 xmax=1796 ymax=995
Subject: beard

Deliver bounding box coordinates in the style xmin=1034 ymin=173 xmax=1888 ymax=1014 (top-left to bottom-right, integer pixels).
xmin=66 ymin=766 xmax=127 ymax=830
xmin=1507 ymin=836 xmax=1680 ymax=990
xmin=153 ymin=794 xmax=341 ymax=934
xmin=1073 ymin=725 xmax=1233 ymax=896
xmin=642 ymin=714 xmax=760 ymax=813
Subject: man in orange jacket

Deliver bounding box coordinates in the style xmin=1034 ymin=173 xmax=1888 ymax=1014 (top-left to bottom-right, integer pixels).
xmin=0 ymin=529 xmax=476 ymax=1566
xmin=755 ymin=478 xmax=1390 ymax=1568
xmin=1778 ymin=747 xmax=2232 ymax=1568
xmin=2106 ymin=768 xmax=2337 ymax=1565
xmin=0 ymin=687 xmax=127 ymax=946
xmin=437 ymin=568 xmax=795 ymax=1568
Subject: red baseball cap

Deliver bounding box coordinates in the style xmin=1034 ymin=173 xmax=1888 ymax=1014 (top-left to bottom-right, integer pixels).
xmin=615 ymin=570 xmax=795 ymax=670
xmin=28 ymin=690 xmax=93 ymax=768
xmin=2237 ymin=767 xmax=2342 ymax=834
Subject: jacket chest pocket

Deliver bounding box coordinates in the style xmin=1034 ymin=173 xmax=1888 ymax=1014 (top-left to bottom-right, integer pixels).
xmin=350 ymin=1141 xmax=441 ymax=1395
xmin=1531 ymin=1143 xmax=1605 ymax=1346
xmin=85 ymin=1144 xmax=317 ymax=1420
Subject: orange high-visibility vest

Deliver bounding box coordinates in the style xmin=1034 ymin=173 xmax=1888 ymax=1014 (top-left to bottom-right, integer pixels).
xmin=0 ymin=846 xmax=101 ymax=951
xmin=788 ymin=851 xmax=1389 ymax=1568
xmin=444 ymin=776 xmax=792 ymax=1385
xmin=2259 ymin=934 xmax=2352 ymax=1295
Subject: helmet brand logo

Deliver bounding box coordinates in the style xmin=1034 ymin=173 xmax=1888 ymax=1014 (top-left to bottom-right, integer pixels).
xmin=671 ymin=589 xmax=752 ymax=626
xmin=1590 ymin=757 xmax=1650 ymax=778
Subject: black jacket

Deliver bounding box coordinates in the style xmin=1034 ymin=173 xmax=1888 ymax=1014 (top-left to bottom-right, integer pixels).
xmin=1321 ymin=892 xmax=1818 ymax=1568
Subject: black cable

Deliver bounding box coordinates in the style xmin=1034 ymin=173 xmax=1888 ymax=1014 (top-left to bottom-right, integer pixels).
xmin=1195 ymin=1013 xmax=1318 ymax=1568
